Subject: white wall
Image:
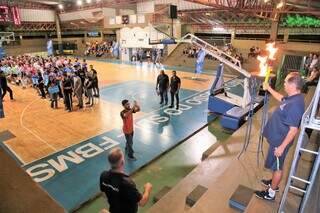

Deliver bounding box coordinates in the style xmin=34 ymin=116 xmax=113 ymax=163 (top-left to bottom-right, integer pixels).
xmin=137 ymin=1 xmax=155 ymax=14
xmin=119 ymin=9 xmax=135 ymax=15
xmin=102 ymin=8 xmax=116 ymax=17
xmin=120 ymin=26 xmax=164 ymax=48
xmin=20 ymin=9 xmax=55 ymax=22
xmin=59 ymin=8 xmax=104 ymax=21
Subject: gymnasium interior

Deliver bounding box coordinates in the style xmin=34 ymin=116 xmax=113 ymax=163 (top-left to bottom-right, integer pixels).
xmin=0 ymin=0 xmax=320 ymax=213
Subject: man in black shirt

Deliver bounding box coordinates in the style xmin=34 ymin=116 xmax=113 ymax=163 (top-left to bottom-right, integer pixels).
xmin=156 ymin=70 xmax=169 ymax=105
xmin=62 ymin=73 xmax=73 ymax=112
xmin=169 ymin=70 xmax=181 ymax=109
xmin=90 ymin=65 xmax=99 ymax=98
xmin=0 ymin=70 xmax=13 ymax=101
xmin=100 ymin=148 xmax=152 ymax=213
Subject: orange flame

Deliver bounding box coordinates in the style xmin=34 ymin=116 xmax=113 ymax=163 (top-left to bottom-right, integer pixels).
xmin=266 ymin=42 xmax=278 ymax=60
xmin=257 ymin=55 xmax=268 ymax=76
xmin=258 ymin=42 xmax=278 ymax=76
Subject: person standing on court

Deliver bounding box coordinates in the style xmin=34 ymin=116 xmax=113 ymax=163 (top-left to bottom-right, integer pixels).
xmin=62 ymin=73 xmax=73 ymax=112
xmin=255 ymin=72 xmax=305 ymax=201
xmin=0 ymin=70 xmax=14 ymax=101
xmin=169 ymin=70 xmax=181 ymax=109
xmin=84 ymin=75 xmax=94 ymax=107
xmin=120 ymin=99 xmax=140 ymax=160
xmin=90 ymin=65 xmax=99 ymax=98
xmin=100 ymin=148 xmax=152 ymax=213
xmin=156 ymin=70 xmax=169 ymax=105
xmin=73 ymin=72 xmax=83 ymax=109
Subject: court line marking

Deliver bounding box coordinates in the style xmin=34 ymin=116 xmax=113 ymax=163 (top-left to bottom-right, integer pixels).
xmin=99 ymin=81 xmax=139 ymax=91
xmin=23 ymin=89 xmax=208 ymax=167
xmin=0 ymin=85 xmax=55 ymax=164
xmin=3 ymin=141 xmax=26 ymax=164
xmin=20 ymin=98 xmax=57 ymax=152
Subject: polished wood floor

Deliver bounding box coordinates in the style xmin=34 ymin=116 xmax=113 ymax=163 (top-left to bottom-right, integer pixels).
xmin=1 ymin=60 xmax=215 ymax=165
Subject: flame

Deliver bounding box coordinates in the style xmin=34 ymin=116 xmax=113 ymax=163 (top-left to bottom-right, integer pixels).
xmin=266 ymin=42 xmax=278 ymax=60
xmin=258 ymin=42 xmax=278 ymax=76
xmin=257 ymin=55 xmax=268 ymax=76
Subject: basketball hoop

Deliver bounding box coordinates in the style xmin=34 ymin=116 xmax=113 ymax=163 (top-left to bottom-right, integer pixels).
xmin=0 ymin=32 xmax=15 ymax=47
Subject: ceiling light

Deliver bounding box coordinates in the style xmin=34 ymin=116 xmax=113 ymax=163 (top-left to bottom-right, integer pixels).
xmin=264 ymin=0 xmax=270 ymax=3
xmin=58 ymin=4 xmax=63 ymax=10
xmin=86 ymin=0 xmax=92 ymax=3
xmin=276 ymin=1 xmax=284 ymax=9
xmin=77 ymin=0 xmax=82 ymax=6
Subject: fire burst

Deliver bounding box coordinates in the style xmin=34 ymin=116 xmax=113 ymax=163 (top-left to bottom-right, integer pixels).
xmin=257 ymin=42 xmax=278 ymax=77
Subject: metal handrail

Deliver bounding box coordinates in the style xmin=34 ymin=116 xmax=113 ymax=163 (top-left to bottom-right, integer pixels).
xmin=180 ymin=33 xmax=251 ymax=78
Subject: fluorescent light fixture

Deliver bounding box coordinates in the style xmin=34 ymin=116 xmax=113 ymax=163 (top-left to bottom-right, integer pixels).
xmin=276 ymin=1 xmax=284 ymax=9
xmin=86 ymin=0 xmax=92 ymax=3
xmin=264 ymin=0 xmax=270 ymax=3
xmin=58 ymin=4 xmax=63 ymax=9
xmin=77 ymin=0 xmax=82 ymax=6
xmin=213 ymin=27 xmax=225 ymax=31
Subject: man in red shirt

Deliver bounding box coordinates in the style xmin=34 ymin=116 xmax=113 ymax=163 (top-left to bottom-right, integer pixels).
xmin=121 ymin=99 xmax=140 ymax=160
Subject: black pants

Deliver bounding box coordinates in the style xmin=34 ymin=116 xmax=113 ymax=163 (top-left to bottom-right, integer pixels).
xmin=125 ymin=132 xmax=134 ymax=157
xmin=159 ymin=88 xmax=168 ymax=104
xmin=1 ymin=86 xmax=13 ymax=100
xmin=93 ymin=82 xmax=99 ymax=97
xmin=38 ymin=83 xmax=46 ymax=98
xmin=51 ymin=93 xmax=58 ymax=108
xmin=170 ymin=91 xmax=179 ymax=107
xmin=64 ymin=90 xmax=73 ymax=111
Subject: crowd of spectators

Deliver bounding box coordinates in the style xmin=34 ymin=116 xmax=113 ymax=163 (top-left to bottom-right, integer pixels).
xmin=303 ymin=53 xmax=320 ymax=91
xmin=85 ymin=41 xmax=113 ymax=58
xmin=182 ymin=43 xmax=243 ymax=65
xmin=248 ymin=46 xmax=261 ymax=58
xmin=0 ymin=55 xmax=99 ymax=111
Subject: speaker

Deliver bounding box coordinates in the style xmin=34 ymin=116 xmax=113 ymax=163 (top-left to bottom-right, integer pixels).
xmin=169 ymin=5 xmax=177 ymax=19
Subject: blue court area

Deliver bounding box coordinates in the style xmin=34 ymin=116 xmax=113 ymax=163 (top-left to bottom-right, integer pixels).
xmin=19 ymin=82 xmax=216 ymax=211
xmin=100 ymin=80 xmax=196 ymax=113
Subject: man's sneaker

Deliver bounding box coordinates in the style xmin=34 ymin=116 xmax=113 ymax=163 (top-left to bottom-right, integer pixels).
xmin=261 ymin=179 xmax=279 ymax=192
xmin=255 ymin=190 xmax=275 ymax=201
xmin=127 ymin=156 xmax=137 ymax=161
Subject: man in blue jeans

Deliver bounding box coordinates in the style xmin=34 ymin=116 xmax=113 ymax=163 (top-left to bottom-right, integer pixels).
xmin=255 ymin=72 xmax=305 ymax=201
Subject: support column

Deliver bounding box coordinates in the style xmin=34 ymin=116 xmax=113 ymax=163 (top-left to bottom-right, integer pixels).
xmin=270 ymin=19 xmax=279 ymax=41
xmin=283 ymin=28 xmax=289 ymax=43
xmin=231 ymin=29 xmax=236 ymax=45
xmin=55 ymin=13 xmax=63 ymax=54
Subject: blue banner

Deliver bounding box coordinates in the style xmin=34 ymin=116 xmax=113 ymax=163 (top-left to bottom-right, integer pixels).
xmin=195 ymin=49 xmax=206 ymax=74
xmin=112 ymin=42 xmax=120 ymax=59
xmin=210 ymin=63 xmax=224 ymax=94
xmin=0 ymin=47 xmax=5 ymax=59
xmin=47 ymin=40 xmax=53 ymax=56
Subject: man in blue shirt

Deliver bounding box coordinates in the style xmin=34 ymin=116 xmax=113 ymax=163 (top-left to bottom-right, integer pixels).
xmin=255 ymin=72 xmax=305 ymax=201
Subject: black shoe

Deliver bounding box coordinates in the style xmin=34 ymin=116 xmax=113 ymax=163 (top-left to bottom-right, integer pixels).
xmin=165 ymin=102 xmax=168 ymax=105
xmin=169 ymin=105 xmax=173 ymax=108
xmin=176 ymin=105 xmax=179 ymax=110
xmin=261 ymin=179 xmax=279 ymax=192
xmin=159 ymin=102 xmax=163 ymax=104
xmin=255 ymin=190 xmax=275 ymax=201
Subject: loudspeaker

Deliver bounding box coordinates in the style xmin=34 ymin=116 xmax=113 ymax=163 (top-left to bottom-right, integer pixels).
xmin=169 ymin=5 xmax=177 ymax=19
